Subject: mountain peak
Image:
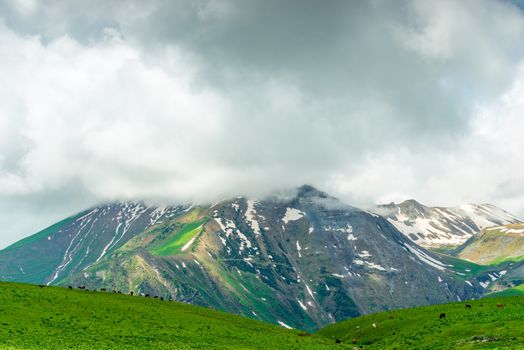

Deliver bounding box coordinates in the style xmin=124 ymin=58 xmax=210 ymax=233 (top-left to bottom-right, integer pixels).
xmin=399 ymin=199 xmax=425 ymax=208
xmin=296 ymin=185 xmax=328 ymax=199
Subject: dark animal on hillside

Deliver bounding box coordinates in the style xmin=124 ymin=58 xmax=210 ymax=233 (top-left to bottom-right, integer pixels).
xmin=100 ymin=288 xmax=106 ymax=291
xmin=117 ymin=291 xmax=122 ymax=294
xmin=145 ymin=294 xmax=150 ymax=298
xmin=465 ymin=304 xmax=472 ymax=309
xmin=38 ymin=285 xmax=45 ymax=288
xmin=68 ymin=286 xmax=73 ymax=289
xmin=439 ymin=313 xmax=446 ymax=319
xmin=129 ymin=291 xmax=134 ymax=296
xmin=497 ymin=304 xmax=505 ymax=308
xmin=160 ymin=297 xmax=164 ymax=301
xmin=335 ymin=339 xmax=341 ymax=344
xmin=77 ymin=286 xmax=85 ymax=290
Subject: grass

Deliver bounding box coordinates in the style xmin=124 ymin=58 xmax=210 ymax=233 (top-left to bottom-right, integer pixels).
xmin=151 ymin=219 xmax=207 ymax=256
xmin=318 ymin=295 xmax=524 ymax=349
xmin=0 ymin=282 xmax=346 ymax=349
xmin=2 ymin=283 xmax=524 ymax=349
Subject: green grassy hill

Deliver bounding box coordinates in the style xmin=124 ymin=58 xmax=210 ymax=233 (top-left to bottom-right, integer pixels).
xmin=318 ymin=296 xmax=524 ymax=349
xmin=0 ymin=282 xmax=345 ymax=349
xmin=2 ymin=282 xmax=524 ymax=349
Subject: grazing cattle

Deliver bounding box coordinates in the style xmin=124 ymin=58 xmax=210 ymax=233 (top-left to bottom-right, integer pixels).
xmin=100 ymin=288 xmax=107 ymax=291
xmin=335 ymin=339 xmax=341 ymax=344
xmin=38 ymin=285 xmax=45 ymax=288
xmin=465 ymin=304 xmax=472 ymax=309
xmin=160 ymin=297 xmax=164 ymax=301
xmin=145 ymin=294 xmax=150 ymax=298
xmin=129 ymin=292 xmax=134 ymax=296
xmin=439 ymin=313 xmax=446 ymax=319
xmin=68 ymin=286 xmax=73 ymax=290
xmin=497 ymin=304 xmax=505 ymax=308
xmin=117 ymin=291 xmax=122 ymax=294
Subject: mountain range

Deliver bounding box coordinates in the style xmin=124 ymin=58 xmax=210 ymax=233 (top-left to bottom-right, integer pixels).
xmin=0 ymin=185 xmax=522 ymax=331
xmin=375 ymin=200 xmax=521 ymax=247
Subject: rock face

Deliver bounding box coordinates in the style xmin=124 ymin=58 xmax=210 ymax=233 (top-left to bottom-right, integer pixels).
xmin=375 ymin=200 xmax=522 ymax=248
xmin=0 ymin=186 xmax=480 ymax=331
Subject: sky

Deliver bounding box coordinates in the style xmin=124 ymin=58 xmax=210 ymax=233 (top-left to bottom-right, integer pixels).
xmin=1 ymin=0 xmax=524 ymax=248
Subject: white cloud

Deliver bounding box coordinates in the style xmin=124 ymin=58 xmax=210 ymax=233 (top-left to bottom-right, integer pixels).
xmin=0 ymin=0 xmax=524 ymax=247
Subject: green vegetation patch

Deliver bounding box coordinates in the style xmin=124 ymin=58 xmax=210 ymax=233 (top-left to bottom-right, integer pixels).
xmin=151 ymin=219 xmax=207 ymax=256
xmin=488 ymin=254 xmax=524 ymax=266
xmin=318 ymin=295 xmax=524 ymax=349
xmin=434 ymin=253 xmax=488 ymax=279
xmin=0 ymin=282 xmax=345 ymax=349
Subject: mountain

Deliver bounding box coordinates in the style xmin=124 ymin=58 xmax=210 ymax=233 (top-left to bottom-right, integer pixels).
xmin=455 ymin=223 xmax=524 ymax=265
xmin=375 ymin=200 xmax=522 ymax=248
xmin=0 ymin=186 xmax=480 ymax=331
xmin=0 ymin=203 xmax=188 ymax=284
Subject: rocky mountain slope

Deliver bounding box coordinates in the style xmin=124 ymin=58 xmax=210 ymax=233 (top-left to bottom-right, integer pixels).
xmin=455 ymin=223 xmax=524 ymax=265
xmin=0 ymin=203 xmax=188 ymax=284
xmin=375 ymin=200 xmax=522 ymax=248
xmin=0 ymin=186 xmax=481 ymax=331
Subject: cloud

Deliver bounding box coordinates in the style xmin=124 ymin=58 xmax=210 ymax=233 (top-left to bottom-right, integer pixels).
xmin=0 ymin=0 xmax=524 ymax=247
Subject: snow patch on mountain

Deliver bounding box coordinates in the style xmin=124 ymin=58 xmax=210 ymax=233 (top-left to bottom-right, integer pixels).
xmin=282 ymin=208 xmax=305 ymax=224
xmin=245 ymin=200 xmax=261 ymax=235
xmin=377 ymin=200 xmax=522 ymax=248
xmin=403 ymin=243 xmax=448 ymax=271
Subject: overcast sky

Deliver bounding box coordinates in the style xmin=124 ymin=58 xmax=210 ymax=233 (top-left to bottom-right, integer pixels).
xmin=1 ymin=0 xmax=524 ymax=248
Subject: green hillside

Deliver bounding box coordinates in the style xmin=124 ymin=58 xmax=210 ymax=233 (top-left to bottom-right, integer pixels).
xmin=318 ymin=296 xmax=524 ymax=349
xmin=0 ymin=282 xmax=345 ymax=349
